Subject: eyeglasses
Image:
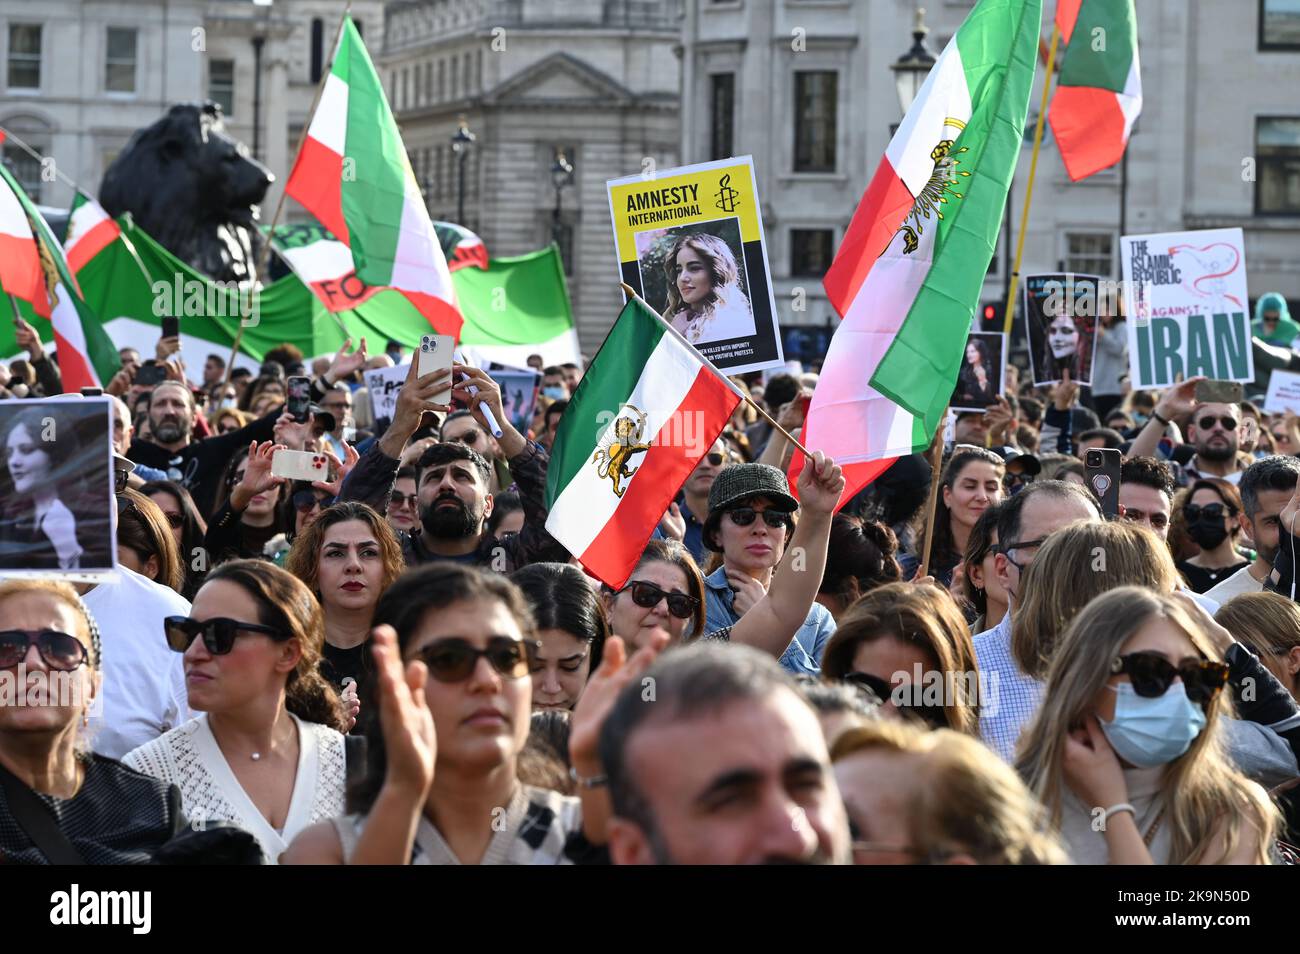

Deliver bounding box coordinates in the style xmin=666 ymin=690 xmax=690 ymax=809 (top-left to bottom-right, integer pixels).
xmin=1000 ymin=537 xmax=1047 ymax=570
xmin=1110 ymin=651 xmax=1228 ymax=708
xmin=615 ymin=580 xmax=700 ymax=619
xmin=843 ymin=670 xmax=892 ymax=703
xmin=390 ymin=491 xmax=418 ymax=509
xmin=704 ymin=452 xmax=726 ymax=467
xmin=726 ymin=507 xmax=790 ymax=530
xmin=0 ymin=630 xmax=89 ymax=671
xmin=448 ymin=431 xmax=481 ymax=446
xmin=1184 ymin=503 xmax=1235 ymax=522
xmin=164 ymin=616 xmax=289 ymax=655
xmin=414 ymin=637 xmax=539 ymax=683
xmin=1197 ymin=416 xmax=1238 ymax=432
xmin=292 ymin=489 xmax=332 ymax=513
xmin=1120 ymin=508 xmax=1170 ymax=530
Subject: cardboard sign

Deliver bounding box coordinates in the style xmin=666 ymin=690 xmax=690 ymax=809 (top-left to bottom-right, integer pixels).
xmin=1121 ymin=228 xmax=1254 ymax=388
xmin=364 ymin=364 xmax=411 ymax=437
xmin=1022 ymin=273 xmax=1103 ymax=386
xmin=1264 ymin=370 xmax=1300 ymax=416
xmin=950 ymin=331 xmax=1007 ymax=412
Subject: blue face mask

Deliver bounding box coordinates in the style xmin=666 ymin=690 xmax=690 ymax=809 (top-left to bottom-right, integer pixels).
xmin=542 ymin=386 xmax=566 ymax=400
xmin=1132 ymin=412 xmax=1150 ymax=427
xmin=1100 ymin=682 xmax=1206 ymax=768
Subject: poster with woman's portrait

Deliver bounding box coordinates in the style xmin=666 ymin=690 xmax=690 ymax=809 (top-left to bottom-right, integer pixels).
xmin=950 ymin=331 xmax=1007 ymax=413
xmin=0 ymin=397 xmax=116 ymax=579
xmin=607 ymin=157 xmax=784 ymax=375
xmin=1023 ymin=273 xmax=1101 ymax=386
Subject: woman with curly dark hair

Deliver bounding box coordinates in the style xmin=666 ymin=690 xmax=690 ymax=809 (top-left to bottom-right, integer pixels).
xmin=815 ymin=515 xmax=902 ymax=620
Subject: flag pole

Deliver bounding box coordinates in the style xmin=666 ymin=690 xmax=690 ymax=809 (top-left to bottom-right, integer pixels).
xmin=0 ymin=128 xmax=80 ymax=192
xmin=1002 ymin=23 xmax=1060 ymax=337
xmin=224 ymin=2 xmax=352 ymax=389
xmin=916 ymin=408 xmax=949 ymax=579
xmin=618 ymin=282 xmax=814 ymax=462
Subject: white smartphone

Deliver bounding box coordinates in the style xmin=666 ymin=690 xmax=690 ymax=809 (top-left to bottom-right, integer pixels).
xmin=270 ymin=449 xmax=332 ymax=482
xmin=418 ymin=334 xmax=455 ymax=405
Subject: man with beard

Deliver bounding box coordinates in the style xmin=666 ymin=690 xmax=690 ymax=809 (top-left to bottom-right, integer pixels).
xmin=340 ymin=357 xmax=568 ymax=570
xmin=1206 ymin=455 xmax=1300 ymax=604
xmin=1130 ymin=376 xmax=1247 ymax=486
xmin=599 ymin=643 xmax=852 ymax=865
xmin=125 ymin=380 xmax=281 ymax=518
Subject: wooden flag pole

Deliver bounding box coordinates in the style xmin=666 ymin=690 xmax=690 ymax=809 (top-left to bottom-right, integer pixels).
xmin=916 ymin=408 xmax=949 ymax=579
xmin=618 ymin=281 xmax=815 ymax=462
xmin=1002 ymin=23 xmax=1060 ymax=337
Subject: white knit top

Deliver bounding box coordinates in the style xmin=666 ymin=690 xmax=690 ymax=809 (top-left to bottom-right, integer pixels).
xmin=123 ymin=712 xmax=347 ymax=864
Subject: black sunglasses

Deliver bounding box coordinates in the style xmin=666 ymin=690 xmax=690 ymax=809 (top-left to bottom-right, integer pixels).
xmin=414 ymin=637 xmax=539 ymax=683
xmin=615 ymin=580 xmax=700 ymax=619
xmin=843 ymin=670 xmax=892 ymax=703
xmin=704 ymin=452 xmax=726 ymax=467
xmin=390 ymin=491 xmax=418 ymax=508
xmin=449 ymin=430 xmax=481 ymax=446
xmin=1197 ymin=415 xmax=1238 ymax=432
xmin=1183 ymin=502 xmax=1235 ymax=521
xmin=292 ymin=489 xmax=333 ymax=513
xmin=164 ymin=616 xmax=289 ymax=655
xmin=0 ymin=629 xmax=89 ymax=671
xmin=1110 ymin=651 xmax=1229 ymax=708
xmin=726 ymin=507 xmax=790 ymax=530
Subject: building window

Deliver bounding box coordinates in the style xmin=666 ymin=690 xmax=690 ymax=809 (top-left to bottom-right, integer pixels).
xmin=3 ymin=141 xmax=44 ymax=201
xmin=1261 ymin=0 xmax=1300 ymax=49
xmin=462 ymin=54 xmax=471 ymax=97
xmin=424 ymin=62 xmax=432 ymax=104
xmin=437 ymin=60 xmax=445 ymax=100
xmin=401 ymin=68 xmax=410 ymax=110
xmin=450 ymin=58 xmax=459 ymax=99
xmin=710 ymin=73 xmax=735 ymax=161
xmin=1257 ymin=117 xmax=1300 ymax=214
xmin=794 ymin=71 xmax=837 ymax=173
xmin=105 ymin=27 xmax=137 ymax=93
xmin=7 ymin=24 xmax=41 ymax=90
xmin=475 ymin=50 xmax=483 ymax=92
xmin=1064 ymin=232 xmax=1114 ymax=276
xmin=790 ymin=229 xmax=834 ymax=278
xmin=209 ymin=60 xmax=235 ymax=116
xmin=310 ymin=18 xmax=324 ymax=84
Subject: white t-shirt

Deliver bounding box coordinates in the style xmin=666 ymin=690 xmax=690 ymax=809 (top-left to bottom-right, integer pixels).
xmin=84 ymin=565 xmax=191 ymax=760
xmin=1204 ymin=563 xmax=1265 ymax=606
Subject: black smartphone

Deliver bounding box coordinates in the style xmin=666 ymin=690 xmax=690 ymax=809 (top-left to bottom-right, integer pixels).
xmin=161 ymin=315 xmax=179 ymax=340
xmin=135 ymin=362 xmax=168 ymax=387
xmin=287 ymin=375 xmax=312 ymax=423
xmin=1084 ymin=448 xmax=1122 ymax=519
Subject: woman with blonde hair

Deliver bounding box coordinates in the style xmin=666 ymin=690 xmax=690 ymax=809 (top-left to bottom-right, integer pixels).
xmin=1215 ymin=591 xmax=1300 ymax=701
xmin=831 ymin=719 xmax=1067 ymax=865
xmin=821 ymin=582 xmax=980 ymax=734
xmin=1017 ymin=587 xmax=1279 ymax=864
xmin=662 ymin=233 xmax=754 ymax=345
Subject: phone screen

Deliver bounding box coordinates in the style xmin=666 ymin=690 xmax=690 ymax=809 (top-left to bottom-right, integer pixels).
xmin=287 ymin=376 xmax=311 ymax=423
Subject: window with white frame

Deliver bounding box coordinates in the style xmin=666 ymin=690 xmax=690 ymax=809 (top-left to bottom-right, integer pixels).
xmin=105 ymin=27 xmax=137 ymax=93
xmin=1064 ymin=232 xmax=1114 ymax=276
xmin=8 ymin=24 xmax=41 ymax=90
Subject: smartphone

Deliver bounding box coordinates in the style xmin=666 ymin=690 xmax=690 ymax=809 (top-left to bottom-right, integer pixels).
xmin=270 ymin=448 xmax=332 ymax=482
xmin=135 ymin=362 xmax=168 ymax=387
xmin=1084 ymin=448 xmax=1122 ymax=519
xmin=161 ymin=315 xmax=180 ymax=340
xmin=418 ymin=334 xmax=455 ymax=405
xmin=80 ymin=387 xmax=103 ymax=397
xmin=286 ymin=375 xmax=311 ymax=423
xmin=1194 ymin=380 xmax=1244 ymax=405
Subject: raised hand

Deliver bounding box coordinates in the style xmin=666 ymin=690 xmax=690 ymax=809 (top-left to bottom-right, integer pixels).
xmin=569 ymin=631 xmax=669 ymax=776
xmin=1154 ymin=376 xmax=1207 ymax=424
xmin=727 ymin=569 xmax=768 ymax=617
xmin=313 ymin=439 xmax=357 ymax=498
xmin=327 ymin=337 xmax=369 ymax=384
xmin=13 ymin=316 xmax=43 ymax=360
xmin=370 ymin=624 xmax=436 ymax=797
xmin=155 ymin=334 xmax=181 ymax=363
xmin=235 ymin=440 xmax=286 ymax=503
xmin=1052 ymin=368 xmax=1078 ymax=412
xmin=340 ymin=678 xmax=361 ymax=734
xmin=658 ymin=501 xmax=685 ymax=541
xmin=273 ymin=411 xmax=313 ymax=451
xmin=795 ymin=449 xmax=844 ymax=516
xmin=1061 ymin=715 xmax=1128 ymax=811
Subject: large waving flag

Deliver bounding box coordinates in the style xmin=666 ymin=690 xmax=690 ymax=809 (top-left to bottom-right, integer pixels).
xmin=285 ymin=15 xmax=461 ymax=338
xmin=1048 ymin=0 xmax=1142 ymax=181
xmin=546 ymin=299 xmax=742 ymax=588
xmin=798 ymin=0 xmax=1041 ymax=506
xmin=0 ymin=166 xmax=118 ymax=389
xmin=62 ymin=190 xmax=122 ymax=276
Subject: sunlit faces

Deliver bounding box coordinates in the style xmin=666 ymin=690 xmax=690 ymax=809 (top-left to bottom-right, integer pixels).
xmin=418 ymin=459 xmax=491 ymax=538
xmin=529 ymin=627 xmax=591 ymax=711
xmin=317 ymin=520 xmax=384 ymax=613
xmin=675 ymin=246 xmax=713 ymax=307
xmin=182 ymin=579 xmax=300 ymax=714
xmin=994 ymin=492 xmax=1100 ymax=603
xmin=942 ymin=461 xmax=1003 ymax=533
xmin=1245 ymin=487 xmax=1293 ymax=563
xmin=443 ymin=417 xmax=496 ymax=460
xmin=405 ymin=598 xmax=531 ymax=772
xmin=5 ymin=423 xmax=51 ymax=495
xmin=716 ymin=497 xmax=790 ymax=575
xmin=834 ymin=747 xmax=923 ymax=865
xmin=686 ymin=440 xmax=729 ymax=496
xmin=1090 ymin=614 xmax=1203 ymax=726
xmin=148 ymin=383 xmax=192 ymax=445
xmin=1118 ymin=482 xmax=1171 ymax=540
xmin=387 ymin=476 xmax=419 ymax=533
xmin=0 ymin=591 xmax=96 ymax=734
xmin=606 ymin=560 xmax=694 ymax=648
xmin=850 ymin=638 xmax=934 ymax=716
xmin=1192 ymin=402 xmax=1240 ymax=461
xmin=1047 ymin=315 xmax=1079 ymax=359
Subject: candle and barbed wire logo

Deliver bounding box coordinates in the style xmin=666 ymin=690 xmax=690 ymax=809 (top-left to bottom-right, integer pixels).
xmin=714 ymin=174 xmax=740 ymax=214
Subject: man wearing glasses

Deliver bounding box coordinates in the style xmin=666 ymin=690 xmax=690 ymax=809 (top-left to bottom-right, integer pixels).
xmin=1128 ymin=377 xmax=1246 ymax=487
xmin=441 ymin=409 xmax=507 ymax=493
xmin=973 ymin=480 xmax=1100 ymax=761
xmin=318 ymin=384 xmax=355 ymax=463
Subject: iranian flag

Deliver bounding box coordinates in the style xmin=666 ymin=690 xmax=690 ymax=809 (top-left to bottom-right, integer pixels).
xmin=285 ymin=15 xmax=462 ymax=338
xmin=0 ymin=166 xmax=118 ymax=390
xmin=62 ymin=191 xmax=122 ymax=276
xmin=798 ymin=0 xmax=1041 ymax=506
xmin=545 ymin=299 xmax=742 ymax=588
xmin=1049 ymin=0 xmax=1142 ymax=181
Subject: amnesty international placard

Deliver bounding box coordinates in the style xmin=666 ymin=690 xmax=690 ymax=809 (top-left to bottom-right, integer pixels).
xmin=607 ymin=157 xmax=784 ymax=375
xmin=1120 ymin=228 xmax=1254 ymax=388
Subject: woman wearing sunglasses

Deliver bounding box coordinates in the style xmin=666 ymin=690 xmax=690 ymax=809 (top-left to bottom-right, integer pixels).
xmin=140 ymin=480 xmax=208 ymax=599
xmin=1017 ymin=587 xmax=1279 ymax=864
xmin=0 ymin=579 xmax=184 ymax=864
xmin=603 ymin=538 xmax=707 ymax=650
xmin=511 ymin=563 xmax=609 ymax=712
xmin=282 ymin=564 xmax=584 ymax=865
xmin=123 ymin=560 xmax=349 ymax=864
xmin=1175 ymin=479 xmax=1249 ymax=594
xmin=115 ymin=489 xmax=185 ymax=596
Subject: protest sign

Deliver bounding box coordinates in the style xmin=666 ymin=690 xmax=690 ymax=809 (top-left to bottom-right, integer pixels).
xmin=488 ymin=368 xmax=540 ymax=434
xmin=364 ymin=364 xmax=411 ymax=438
xmin=0 ymin=397 xmax=116 ymax=580
xmin=1023 ymin=273 xmax=1102 ymax=386
xmin=950 ymin=331 xmax=1007 ymax=412
xmin=1264 ymin=370 xmax=1300 ymax=416
xmin=1120 ymin=228 xmax=1253 ymax=388
xmin=607 ymin=156 xmax=784 ymax=375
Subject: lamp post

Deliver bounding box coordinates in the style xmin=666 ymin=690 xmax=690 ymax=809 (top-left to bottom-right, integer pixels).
xmin=550 ymin=149 xmax=574 ymax=261
xmin=891 ymin=7 xmax=936 ymax=118
xmin=451 ymin=116 xmax=475 ymax=226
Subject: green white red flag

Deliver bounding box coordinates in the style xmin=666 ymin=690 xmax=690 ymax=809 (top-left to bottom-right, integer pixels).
xmin=62 ymin=190 xmax=123 ymax=276
xmin=285 ymin=15 xmax=462 ymax=338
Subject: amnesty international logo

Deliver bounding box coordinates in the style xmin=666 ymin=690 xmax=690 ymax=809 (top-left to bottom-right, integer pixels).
xmin=714 ymin=174 xmax=740 ymax=214
xmin=894 ymin=117 xmax=971 ymax=255
xmin=592 ymin=404 xmax=651 ymax=498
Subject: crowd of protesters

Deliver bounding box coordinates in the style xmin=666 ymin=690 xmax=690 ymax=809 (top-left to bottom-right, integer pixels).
xmin=2 ymin=292 xmax=1300 ymax=865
